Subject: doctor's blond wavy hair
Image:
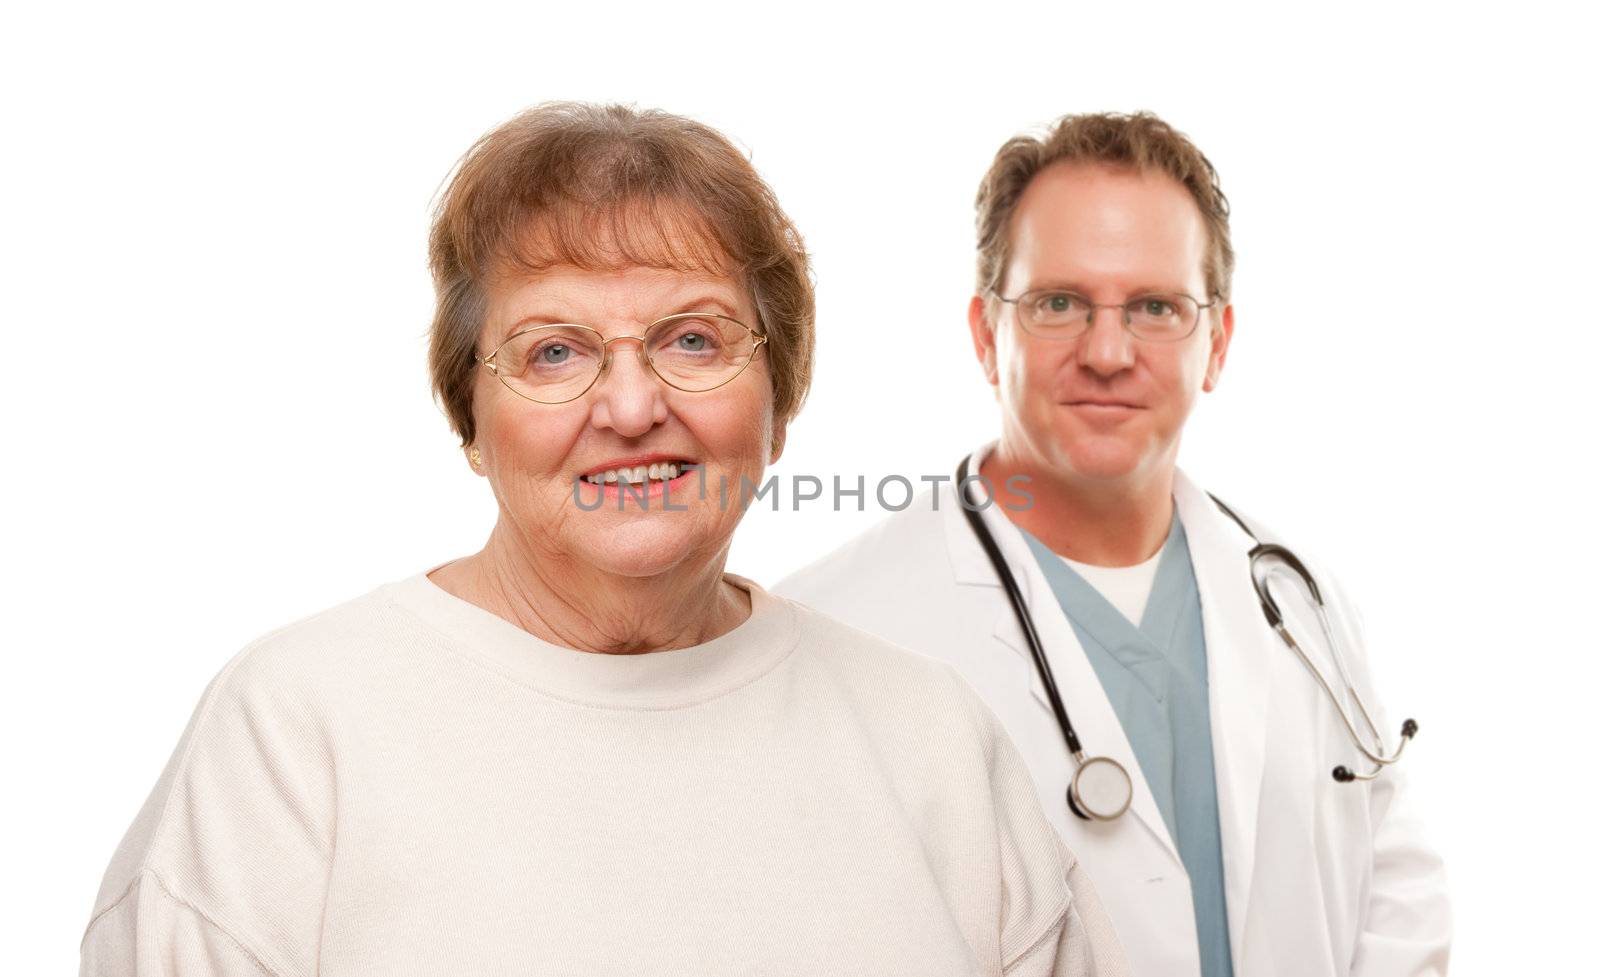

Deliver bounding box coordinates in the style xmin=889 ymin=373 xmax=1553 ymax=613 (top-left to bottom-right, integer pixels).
xmin=427 ymin=102 xmax=815 ymax=448
xmin=974 ymin=112 xmax=1234 ymax=303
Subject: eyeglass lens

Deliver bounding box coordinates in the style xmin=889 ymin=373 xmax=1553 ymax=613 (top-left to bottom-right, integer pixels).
xmin=491 ymin=314 xmax=758 ymax=403
xmin=1016 ymin=290 xmax=1200 ymax=341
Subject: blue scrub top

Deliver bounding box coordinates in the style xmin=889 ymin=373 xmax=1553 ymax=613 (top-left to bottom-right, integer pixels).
xmin=1020 ymin=515 xmax=1235 ymax=977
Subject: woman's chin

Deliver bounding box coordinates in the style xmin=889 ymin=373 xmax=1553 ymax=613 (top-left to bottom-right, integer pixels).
xmin=568 ymin=524 xmax=711 ymax=579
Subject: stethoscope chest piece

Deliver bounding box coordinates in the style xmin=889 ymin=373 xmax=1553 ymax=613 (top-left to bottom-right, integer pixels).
xmin=1067 ymin=753 xmax=1134 ymax=822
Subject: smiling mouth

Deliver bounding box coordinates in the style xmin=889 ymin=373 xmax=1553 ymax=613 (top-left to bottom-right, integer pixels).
xmin=579 ymin=460 xmax=698 ymax=485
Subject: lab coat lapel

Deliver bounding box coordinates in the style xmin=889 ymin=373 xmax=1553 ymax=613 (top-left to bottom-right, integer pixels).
xmin=941 ymin=447 xmax=1182 ymax=865
xmin=1172 ymin=469 xmax=1274 ymax=959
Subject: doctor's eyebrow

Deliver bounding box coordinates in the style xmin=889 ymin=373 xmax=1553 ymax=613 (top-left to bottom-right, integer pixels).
xmin=1017 ymin=281 xmax=1200 ymax=297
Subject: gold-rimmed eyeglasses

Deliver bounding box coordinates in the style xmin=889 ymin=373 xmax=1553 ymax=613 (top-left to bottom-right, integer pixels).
xmin=994 ymin=288 xmax=1217 ymax=343
xmin=477 ymin=312 xmax=767 ymax=405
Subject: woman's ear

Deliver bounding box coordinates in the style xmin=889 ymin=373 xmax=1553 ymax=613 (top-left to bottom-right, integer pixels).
xmin=769 ymin=419 xmax=788 ymax=465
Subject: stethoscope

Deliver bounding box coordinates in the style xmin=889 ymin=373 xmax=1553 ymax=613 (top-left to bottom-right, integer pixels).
xmin=954 ymin=454 xmax=1419 ymax=823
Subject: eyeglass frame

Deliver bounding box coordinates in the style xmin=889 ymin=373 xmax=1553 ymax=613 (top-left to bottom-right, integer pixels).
xmin=476 ymin=311 xmax=769 ymax=405
xmin=991 ymin=287 xmax=1220 ymax=343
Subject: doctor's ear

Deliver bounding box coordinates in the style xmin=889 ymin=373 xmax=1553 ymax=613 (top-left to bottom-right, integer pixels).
xmin=1202 ymin=303 xmax=1235 ymax=393
xmin=968 ymin=295 xmax=1000 ymax=386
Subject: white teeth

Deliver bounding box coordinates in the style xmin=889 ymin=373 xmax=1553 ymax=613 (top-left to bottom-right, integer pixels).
xmin=581 ymin=461 xmax=689 ymax=485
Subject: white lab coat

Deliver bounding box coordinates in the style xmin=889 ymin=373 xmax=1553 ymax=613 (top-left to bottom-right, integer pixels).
xmin=775 ymin=446 xmax=1451 ymax=977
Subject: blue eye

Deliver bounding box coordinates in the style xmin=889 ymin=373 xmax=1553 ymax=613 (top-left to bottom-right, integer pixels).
xmin=540 ymin=344 xmax=572 ymax=364
xmin=676 ymin=333 xmax=707 ymax=352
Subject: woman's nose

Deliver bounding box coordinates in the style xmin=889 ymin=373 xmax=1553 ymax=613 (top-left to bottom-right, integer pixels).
xmin=587 ymin=339 xmax=668 ymax=436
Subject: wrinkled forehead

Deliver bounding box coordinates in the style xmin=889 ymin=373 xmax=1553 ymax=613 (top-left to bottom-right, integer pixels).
xmin=490 ymin=194 xmax=739 ymax=283
xmin=480 ymin=199 xmax=754 ymax=341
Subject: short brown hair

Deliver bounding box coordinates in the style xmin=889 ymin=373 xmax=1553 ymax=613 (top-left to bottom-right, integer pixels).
xmin=428 ymin=102 xmax=815 ymax=447
xmin=974 ymin=111 xmax=1233 ymax=303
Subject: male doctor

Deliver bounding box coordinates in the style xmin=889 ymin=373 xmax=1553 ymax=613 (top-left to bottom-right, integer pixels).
xmin=776 ymin=113 xmax=1450 ymax=976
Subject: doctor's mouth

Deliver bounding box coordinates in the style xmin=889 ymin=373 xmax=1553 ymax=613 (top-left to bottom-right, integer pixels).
xmin=569 ymin=464 xmax=1036 ymax=514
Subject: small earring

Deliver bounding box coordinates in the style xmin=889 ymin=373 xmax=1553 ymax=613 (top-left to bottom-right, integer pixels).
xmin=469 ymin=446 xmax=482 ymax=468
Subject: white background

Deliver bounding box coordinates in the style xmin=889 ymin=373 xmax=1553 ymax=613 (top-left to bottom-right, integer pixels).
xmin=6 ymin=1 xmax=1595 ymax=972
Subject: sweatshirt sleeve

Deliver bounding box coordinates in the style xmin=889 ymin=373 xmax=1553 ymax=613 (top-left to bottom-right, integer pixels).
xmin=950 ymin=666 xmax=1130 ymax=977
xmin=1001 ymin=837 xmax=1128 ymax=977
xmin=81 ymin=869 xmax=287 ymax=976
xmin=79 ymin=632 xmax=339 ymax=977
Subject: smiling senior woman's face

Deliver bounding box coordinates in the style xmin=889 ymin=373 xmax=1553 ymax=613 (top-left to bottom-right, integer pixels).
xmin=470 ymin=260 xmax=780 ymax=579
xmin=426 ymin=103 xmax=813 ymax=594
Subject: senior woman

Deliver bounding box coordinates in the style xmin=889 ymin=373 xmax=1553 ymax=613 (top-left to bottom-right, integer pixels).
xmin=80 ymin=104 xmax=1126 ymax=977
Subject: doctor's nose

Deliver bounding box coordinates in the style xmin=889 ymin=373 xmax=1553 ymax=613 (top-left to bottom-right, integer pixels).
xmin=587 ymin=341 xmax=670 ymax=438
xmin=1078 ymin=306 xmax=1137 ymax=377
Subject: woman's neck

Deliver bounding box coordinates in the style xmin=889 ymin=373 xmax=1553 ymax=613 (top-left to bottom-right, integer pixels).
xmin=428 ymin=522 xmax=749 ymax=655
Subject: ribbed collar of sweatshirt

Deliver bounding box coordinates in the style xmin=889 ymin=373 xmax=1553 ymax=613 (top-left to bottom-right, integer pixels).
xmin=382 ymin=569 xmax=800 ymax=711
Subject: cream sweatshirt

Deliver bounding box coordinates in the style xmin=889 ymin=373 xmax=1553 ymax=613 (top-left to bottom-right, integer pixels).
xmin=80 ymin=570 xmax=1127 ymax=976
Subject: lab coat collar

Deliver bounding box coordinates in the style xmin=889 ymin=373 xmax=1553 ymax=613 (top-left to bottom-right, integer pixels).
xmin=943 ymin=441 xmax=1012 ymax=586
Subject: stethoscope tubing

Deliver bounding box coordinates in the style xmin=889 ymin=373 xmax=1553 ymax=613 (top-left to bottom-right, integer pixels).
xmin=1207 ymin=495 xmax=1418 ymax=780
xmin=958 ymin=453 xmax=1417 ymax=797
xmin=955 ymin=454 xmax=1085 ymax=758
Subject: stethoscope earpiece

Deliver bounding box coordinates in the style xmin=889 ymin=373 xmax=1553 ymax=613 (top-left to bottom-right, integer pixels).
xmin=1331 ymin=718 xmax=1421 ymax=783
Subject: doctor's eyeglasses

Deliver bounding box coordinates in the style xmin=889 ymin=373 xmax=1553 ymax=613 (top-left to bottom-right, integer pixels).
xmin=995 ymin=289 xmax=1217 ymax=342
xmin=477 ymin=313 xmax=767 ymax=405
